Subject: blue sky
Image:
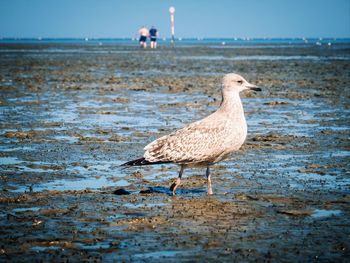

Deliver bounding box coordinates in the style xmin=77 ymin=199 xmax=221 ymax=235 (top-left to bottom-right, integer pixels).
xmin=0 ymin=0 xmax=349 ymax=38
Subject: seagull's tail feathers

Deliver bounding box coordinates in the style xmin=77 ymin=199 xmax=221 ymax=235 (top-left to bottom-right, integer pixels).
xmin=120 ymin=157 xmax=172 ymax=167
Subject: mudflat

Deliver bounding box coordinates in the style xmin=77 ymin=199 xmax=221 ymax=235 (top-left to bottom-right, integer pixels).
xmin=0 ymin=42 xmax=349 ymax=262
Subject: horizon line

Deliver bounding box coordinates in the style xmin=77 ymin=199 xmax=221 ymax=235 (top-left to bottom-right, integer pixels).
xmin=1 ymin=36 xmax=349 ymax=40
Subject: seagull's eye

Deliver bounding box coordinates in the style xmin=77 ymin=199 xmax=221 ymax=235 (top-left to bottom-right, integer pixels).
xmin=237 ymin=80 xmax=243 ymax=85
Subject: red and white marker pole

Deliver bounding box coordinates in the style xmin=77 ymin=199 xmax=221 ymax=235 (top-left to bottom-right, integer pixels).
xmin=169 ymin=6 xmax=175 ymax=47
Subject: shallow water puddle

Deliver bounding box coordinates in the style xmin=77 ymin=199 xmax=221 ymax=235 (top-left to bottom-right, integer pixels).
xmin=0 ymin=146 xmax=35 ymax=152
xmin=78 ymin=243 xmax=111 ymax=250
xmin=311 ymin=209 xmax=342 ymax=219
xmin=0 ymin=157 xmax=23 ymax=165
xmin=12 ymin=207 xmax=41 ymax=213
xmin=53 ymin=135 xmax=79 ymax=143
xmin=39 ymin=176 xmax=129 ymax=192
xmin=123 ymin=202 xmax=165 ymax=209
xmin=10 ymin=176 xmax=129 ymax=193
xmin=134 ymin=250 xmax=180 ymax=259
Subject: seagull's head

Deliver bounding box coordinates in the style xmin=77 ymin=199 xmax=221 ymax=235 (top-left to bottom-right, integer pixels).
xmin=222 ymin=73 xmax=261 ymax=93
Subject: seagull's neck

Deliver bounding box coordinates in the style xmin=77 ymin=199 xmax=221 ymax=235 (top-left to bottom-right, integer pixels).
xmin=218 ymin=90 xmax=245 ymax=118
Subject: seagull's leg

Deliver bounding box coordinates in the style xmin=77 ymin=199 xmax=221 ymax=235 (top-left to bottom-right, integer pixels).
xmin=170 ymin=165 xmax=184 ymax=196
xmin=206 ymin=166 xmax=213 ymax=195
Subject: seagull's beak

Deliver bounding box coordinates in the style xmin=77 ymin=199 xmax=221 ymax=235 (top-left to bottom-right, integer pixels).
xmin=245 ymin=82 xmax=261 ymax=91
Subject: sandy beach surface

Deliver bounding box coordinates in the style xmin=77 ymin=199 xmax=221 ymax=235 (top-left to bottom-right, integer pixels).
xmin=0 ymin=41 xmax=349 ymax=262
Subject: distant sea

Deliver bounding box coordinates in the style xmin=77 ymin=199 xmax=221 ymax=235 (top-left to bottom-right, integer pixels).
xmin=1 ymin=37 xmax=349 ymax=46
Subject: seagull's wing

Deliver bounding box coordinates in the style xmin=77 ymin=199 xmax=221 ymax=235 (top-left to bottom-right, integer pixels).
xmin=144 ymin=119 xmax=229 ymax=164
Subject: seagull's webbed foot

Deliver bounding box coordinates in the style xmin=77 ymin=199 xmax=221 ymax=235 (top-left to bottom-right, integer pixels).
xmin=170 ymin=178 xmax=181 ymax=196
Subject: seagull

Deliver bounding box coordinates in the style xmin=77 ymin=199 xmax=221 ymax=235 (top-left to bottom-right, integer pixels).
xmin=121 ymin=73 xmax=261 ymax=195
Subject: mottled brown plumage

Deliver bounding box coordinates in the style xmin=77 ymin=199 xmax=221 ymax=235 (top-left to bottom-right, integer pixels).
xmin=122 ymin=73 xmax=260 ymax=195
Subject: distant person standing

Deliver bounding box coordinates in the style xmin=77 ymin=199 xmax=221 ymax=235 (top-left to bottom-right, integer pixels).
xmin=149 ymin=26 xmax=159 ymax=49
xmin=138 ymin=26 xmax=149 ymax=48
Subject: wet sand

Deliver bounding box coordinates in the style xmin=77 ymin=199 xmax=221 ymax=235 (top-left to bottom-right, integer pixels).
xmin=0 ymin=42 xmax=350 ymax=261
